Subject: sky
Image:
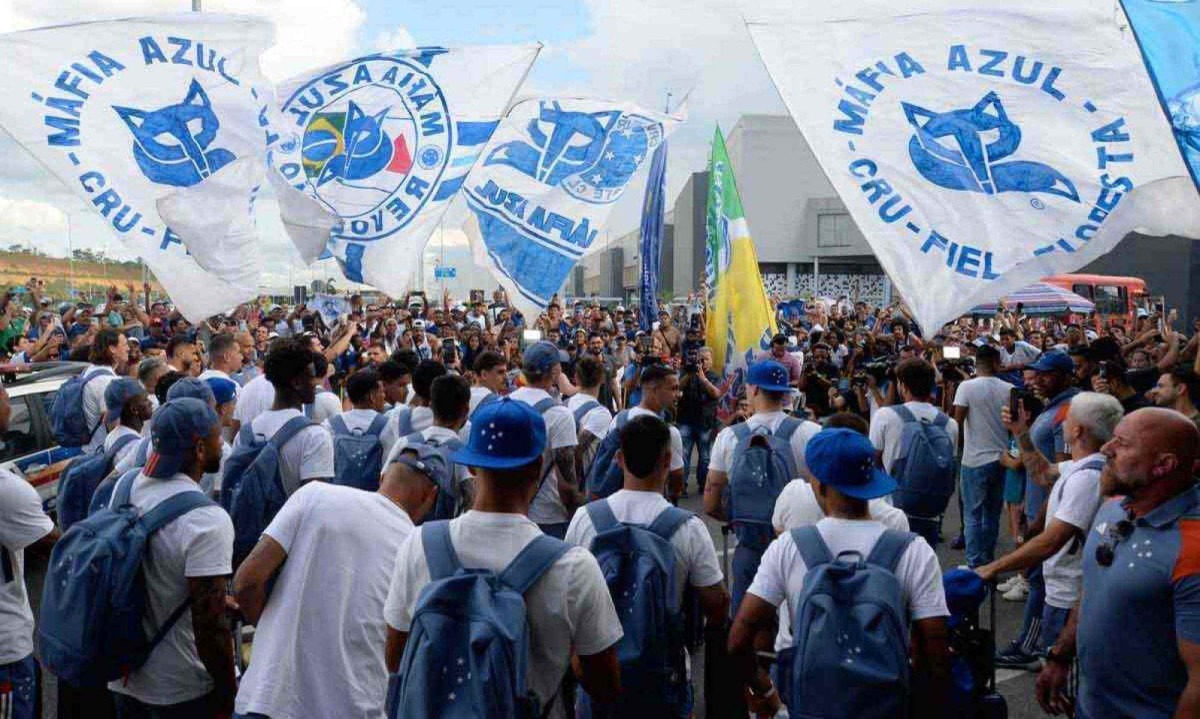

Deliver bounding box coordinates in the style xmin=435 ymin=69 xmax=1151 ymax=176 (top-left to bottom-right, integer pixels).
xmin=0 ymin=0 xmax=792 ymax=291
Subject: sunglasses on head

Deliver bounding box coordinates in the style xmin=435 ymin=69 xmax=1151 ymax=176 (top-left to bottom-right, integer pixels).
xmin=1095 ymin=508 xmax=1136 ymax=568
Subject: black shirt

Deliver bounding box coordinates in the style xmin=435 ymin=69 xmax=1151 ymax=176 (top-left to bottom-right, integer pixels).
xmin=678 ymin=369 xmax=721 ymax=429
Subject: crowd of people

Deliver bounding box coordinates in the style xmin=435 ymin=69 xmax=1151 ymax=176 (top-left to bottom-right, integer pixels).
xmin=2 ymin=276 xmax=1200 ymax=718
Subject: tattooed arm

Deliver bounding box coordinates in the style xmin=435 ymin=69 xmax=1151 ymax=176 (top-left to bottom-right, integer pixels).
xmin=188 ymin=574 xmax=236 ymax=715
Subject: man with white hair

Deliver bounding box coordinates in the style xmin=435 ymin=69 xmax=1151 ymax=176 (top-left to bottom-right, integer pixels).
xmin=975 ymin=392 xmax=1124 ymax=653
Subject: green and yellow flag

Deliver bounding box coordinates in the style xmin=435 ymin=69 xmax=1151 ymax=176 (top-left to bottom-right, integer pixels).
xmin=704 ymin=126 xmax=777 ymax=374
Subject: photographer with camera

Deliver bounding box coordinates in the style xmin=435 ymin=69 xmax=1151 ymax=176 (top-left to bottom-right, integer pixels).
xmin=678 ymin=346 xmax=722 ymax=497
xmin=1093 ymin=357 xmax=1153 ymax=415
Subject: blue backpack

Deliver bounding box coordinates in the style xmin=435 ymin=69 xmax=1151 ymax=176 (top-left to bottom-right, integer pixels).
xmin=38 ymin=471 xmax=215 ymax=688
xmin=390 ymin=521 xmax=569 ymax=719
xmin=221 ymin=416 xmax=313 ymax=566
xmin=57 ymin=433 xmax=140 ymax=531
xmin=330 ymin=414 xmax=389 ymax=491
xmin=396 ymin=432 xmax=464 ymax=521
xmin=579 ymin=501 xmax=692 ymax=716
xmin=889 ymin=406 xmax=957 ymax=520
xmin=726 ymin=418 xmax=802 ymax=550
xmin=778 ymin=526 xmax=916 ymax=719
xmin=585 ymin=410 xmax=633 ymax=500
xmin=49 ymin=367 xmax=113 ymax=447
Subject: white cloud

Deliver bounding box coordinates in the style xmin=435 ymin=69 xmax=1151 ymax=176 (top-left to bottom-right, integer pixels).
xmin=373 ymin=26 xmax=415 ymax=52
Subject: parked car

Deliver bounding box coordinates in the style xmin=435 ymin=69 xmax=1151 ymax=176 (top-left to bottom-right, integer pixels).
xmin=0 ymin=361 xmax=87 ymax=514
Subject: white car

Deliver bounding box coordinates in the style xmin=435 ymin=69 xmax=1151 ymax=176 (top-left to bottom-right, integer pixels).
xmin=0 ymin=362 xmax=87 ymax=513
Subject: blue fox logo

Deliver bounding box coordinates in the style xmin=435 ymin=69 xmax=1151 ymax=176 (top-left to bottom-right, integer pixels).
xmin=113 ymin=79 xmax=235 ymax=188
xmin=314 ymin=101 xmax=397 ymax=187
xmin=902 ymin=92 xmax=1079 ymax=202
xmin=486 ymin=101 xmax=621 ymax=187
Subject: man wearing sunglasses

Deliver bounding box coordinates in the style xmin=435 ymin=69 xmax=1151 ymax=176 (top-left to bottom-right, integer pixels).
xmin=975 ymin=393 xmax=1123 ymax=656
xmin=1036 ymin=408 xmax=1200 ymax=719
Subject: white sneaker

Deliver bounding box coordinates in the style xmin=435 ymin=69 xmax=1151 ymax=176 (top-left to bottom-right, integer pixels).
xmin=1002 ymin=576 xmax=1030 ymax=602
xmin=996 ymin=575 xmax=1019 ymax=592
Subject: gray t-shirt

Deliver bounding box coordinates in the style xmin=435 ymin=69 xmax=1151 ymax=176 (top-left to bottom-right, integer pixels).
xmin=953 ymin=376 xmax=1013 ymax=467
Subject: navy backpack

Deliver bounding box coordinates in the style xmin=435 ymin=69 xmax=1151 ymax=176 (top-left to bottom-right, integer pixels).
xmin=49 ymin=367 xmax=113 ymax=447
xmin=56 ymin=433 xmax=138 ymax=531
xmin=330 ymin=414 xmax=389 ymax=491
xmin=396 ymin=432 xmax=464 ymax=520
xmin=390 ymin=521 xmax=569 ymax=718
xmin=584 ymin=410 xmax=633 ymax=500
xmin=38 ymin=472 xmax=215 ymax=687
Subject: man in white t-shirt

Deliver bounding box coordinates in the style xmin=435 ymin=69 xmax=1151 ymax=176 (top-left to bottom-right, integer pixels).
xmin=704 ymin=360 xmax=821 ymax=611
xmin=568 ymin=355 xmax=614 ymax=479
xmin=602 ymin=363 xmax=685 ymax=497
xmin=0 ymin=385 xmax=58 ymax=719
xmin=323 ymin=368 xmax=400 ymax=469
xmin=80 ymin=328 xmax=129 ymax=454
xmin=232 ymin=450 xmax=439 ymax=719
xmin=730 ymin=427 xmax=950 ymax=717
xmin=101 ymin=377 xmax=154 ymax=470
xmin=565 ymin=413 xmax=727 ymax=714
xmin=510 ymin=342 xmax=580 ymax=538
xmin=304 ymin=353 xmax=342 ymax=424
xmin=387 ymin=360 xmax=444 ymax=438
xmin=233 ymin=340 xmax=334 ymax=496
xmin=976 ymin=392 xmax=1121 ymax=652
xmin=198 ymin=333 xmax=244 ymax=438
xmin=952 ymin=346 xmax=1014 ymax=567
xmin=869 ymin=358 xmax=959 ymax=474
xmin=383 ymin=374 xmax=473 ymax=506
xmin=233 ymin=372 xmax=275 ymax=428
xmin=108 ymin=398 xmax=237 ymax=716
xmin=383 ymin=398 xmax=622 ymax=719
xmin=469 ymin=350 xmax=508 ymax=417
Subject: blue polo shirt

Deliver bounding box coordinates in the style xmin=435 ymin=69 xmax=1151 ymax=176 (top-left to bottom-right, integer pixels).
xmin=1025 ymin=387 xmax=1079 ymax=521
xmin=1078 ymin=485 xmax=1200 ymax=719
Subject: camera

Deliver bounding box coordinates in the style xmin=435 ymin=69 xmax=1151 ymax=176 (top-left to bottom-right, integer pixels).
xmin=861 ymin=358 xmax=895 ymax=383
xmin=684 ymin=349 xmax=699 ymax=374
xmin=851 ymin=371 xmax=869 ymax=388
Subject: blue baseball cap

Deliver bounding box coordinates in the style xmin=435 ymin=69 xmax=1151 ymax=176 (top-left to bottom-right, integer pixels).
xmin=144 ymin=398 xmax=220 ymax=479
xmin=943 ymin=568 xmax=987 ymax=627
xmin=746 ymin=360 xmax=791 ymax=393
xmin=166 ymin=377 xmax=216 ymax=405
xmin=805 ymin=428 xmax=897 ymax=500
xmin=1028 ymin=349 xmax=1073 ymax=374
xmin=450 ymin=397 xmax=547 ymax=470
xmin=204 ymin=377 xmax=238 ymax=407
xmin=104 ymin=377 xmax=146 ymax=418
xmin=523 ymin=341 xmax=568 ymax=374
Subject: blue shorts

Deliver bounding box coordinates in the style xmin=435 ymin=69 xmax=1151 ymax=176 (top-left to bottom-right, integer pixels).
xmin=1004 ymin=469 xmax=1026 ymax=505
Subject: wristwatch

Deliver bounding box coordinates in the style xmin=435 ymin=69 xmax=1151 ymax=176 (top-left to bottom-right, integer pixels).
xmin=1045 ymin=646 xmax=1073 ymax=666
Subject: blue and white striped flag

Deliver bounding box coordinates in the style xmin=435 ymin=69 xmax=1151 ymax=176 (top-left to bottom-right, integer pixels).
xmin=1122 ymin=0 xmax=1200 ymax=191
xmin=272 ymin=45 xmax=540 ymax=296
xmin=465 ymin=98 xmax=681 ymax=320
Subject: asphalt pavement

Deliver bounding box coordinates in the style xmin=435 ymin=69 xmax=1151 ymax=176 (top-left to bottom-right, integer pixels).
xmin=25 ymin=481 xmax=1049 ymax=719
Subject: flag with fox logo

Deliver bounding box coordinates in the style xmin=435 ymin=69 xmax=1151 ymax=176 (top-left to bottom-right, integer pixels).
xmin=0 ymin=14 xmax=296 ymax=321
xmin=747 ymin=0 xmax=1200 ymax=332
xmin=272 ymin=45 xmax=541 ymax=296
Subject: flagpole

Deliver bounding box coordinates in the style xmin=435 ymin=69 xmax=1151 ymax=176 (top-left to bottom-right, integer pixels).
xmin=192 ymin=0 xmax=201 ymax=10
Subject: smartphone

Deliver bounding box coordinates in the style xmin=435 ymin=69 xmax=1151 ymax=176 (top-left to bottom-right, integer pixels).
xmin=1009 ymin=387 xmax=1022 ymax=418
xmin=943 ymin=346 xmax=962 ymax=360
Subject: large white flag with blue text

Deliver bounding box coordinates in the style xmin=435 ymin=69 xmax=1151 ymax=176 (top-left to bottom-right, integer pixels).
xmin=272 ymin=45 xmax=540 ymax=296
xmin=463 ymin=98 xmax=681 ymax=319
xmin=748 ymin=0 xmax=1200 ymax=332
xmin=0 ymin=14 xmax=293 ymax=321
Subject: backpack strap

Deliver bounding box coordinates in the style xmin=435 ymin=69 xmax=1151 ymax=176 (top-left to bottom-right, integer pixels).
xmin=586 ymin=499 xmax=620 ymax=534
xmin=573 ymin=400 xmax=601 ymax=427
xmin=774 ymin=415 xmax=803 ymax=442
xmin=404 ymin=431 xmax=425 ymax=447
xmin=731 ymin=422 xmax=754 ymax=444
xmin=269 ymin=416 xmax=314 ymax=450
xmin=646 ymin=506 xmax=693 ymax=541
xmin=474 ymin=392 xmax=499 ymax=415
xmin=890 ymin=405 xmax=916 ymax=424
xmin=237 ymin=423 xmax=257 ymax=448
xmin=865 ymin=530 xmax=917 ymax=574
xmin=422 ymin=520 xmax=462 ymax=581
xmin=532 ymin=397 xmax=558 ymax=415
xmin=135 ymin=437 xmax=151 ymax=467
xmin=931 ymin=412 xmax=950 ymax=429
xmin=790 ymin=526 xmax=834 ymax=568
xmin=394 ymin=405 xmax=413 ymax=436
xmin=107 ymin=433 xmax=139 ymax=461
xmin=111 ymin=468 xmax=141 ymax=507
xmin=329 ymin=415 xmax=350 ymax=436
xmin=365 ymin=413 xmax=389 ymax=437
xmin=1076 ymin=456 xmax=1106 ymax=474
xmin=499 ymin=535 xmax=570 ymax=594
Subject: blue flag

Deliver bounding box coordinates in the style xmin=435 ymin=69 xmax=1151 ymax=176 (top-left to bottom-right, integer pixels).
xmin=1123 ymin=0 xmax=1200 ymax=190
xmin=638 ymin=141 xmax=668 ymax=330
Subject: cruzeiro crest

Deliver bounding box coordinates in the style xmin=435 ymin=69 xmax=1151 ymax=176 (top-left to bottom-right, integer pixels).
xmin=279 ymin=55 xmax=453 ymax=242
xmin=903 ymin=92 xmax=1079 ymax=202
xmin=484 ymin=100 xmax=664 ymax=204
xmin=114 ymin=79 xmax=236 ymax=188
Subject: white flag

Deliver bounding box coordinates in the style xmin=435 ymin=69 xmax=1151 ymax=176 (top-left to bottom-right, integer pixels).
xmin=312 ymin=292 xmax=348 ymax=328
xmin=0 ymin=14 xmax=293 ymax=321
xmin=463 ymin=98 xmax=681 ymax=320
xmin=272 ymin=45 xmax=540 ymax=295
xmin=747 ymin=1 xmax=1200 ymax=332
